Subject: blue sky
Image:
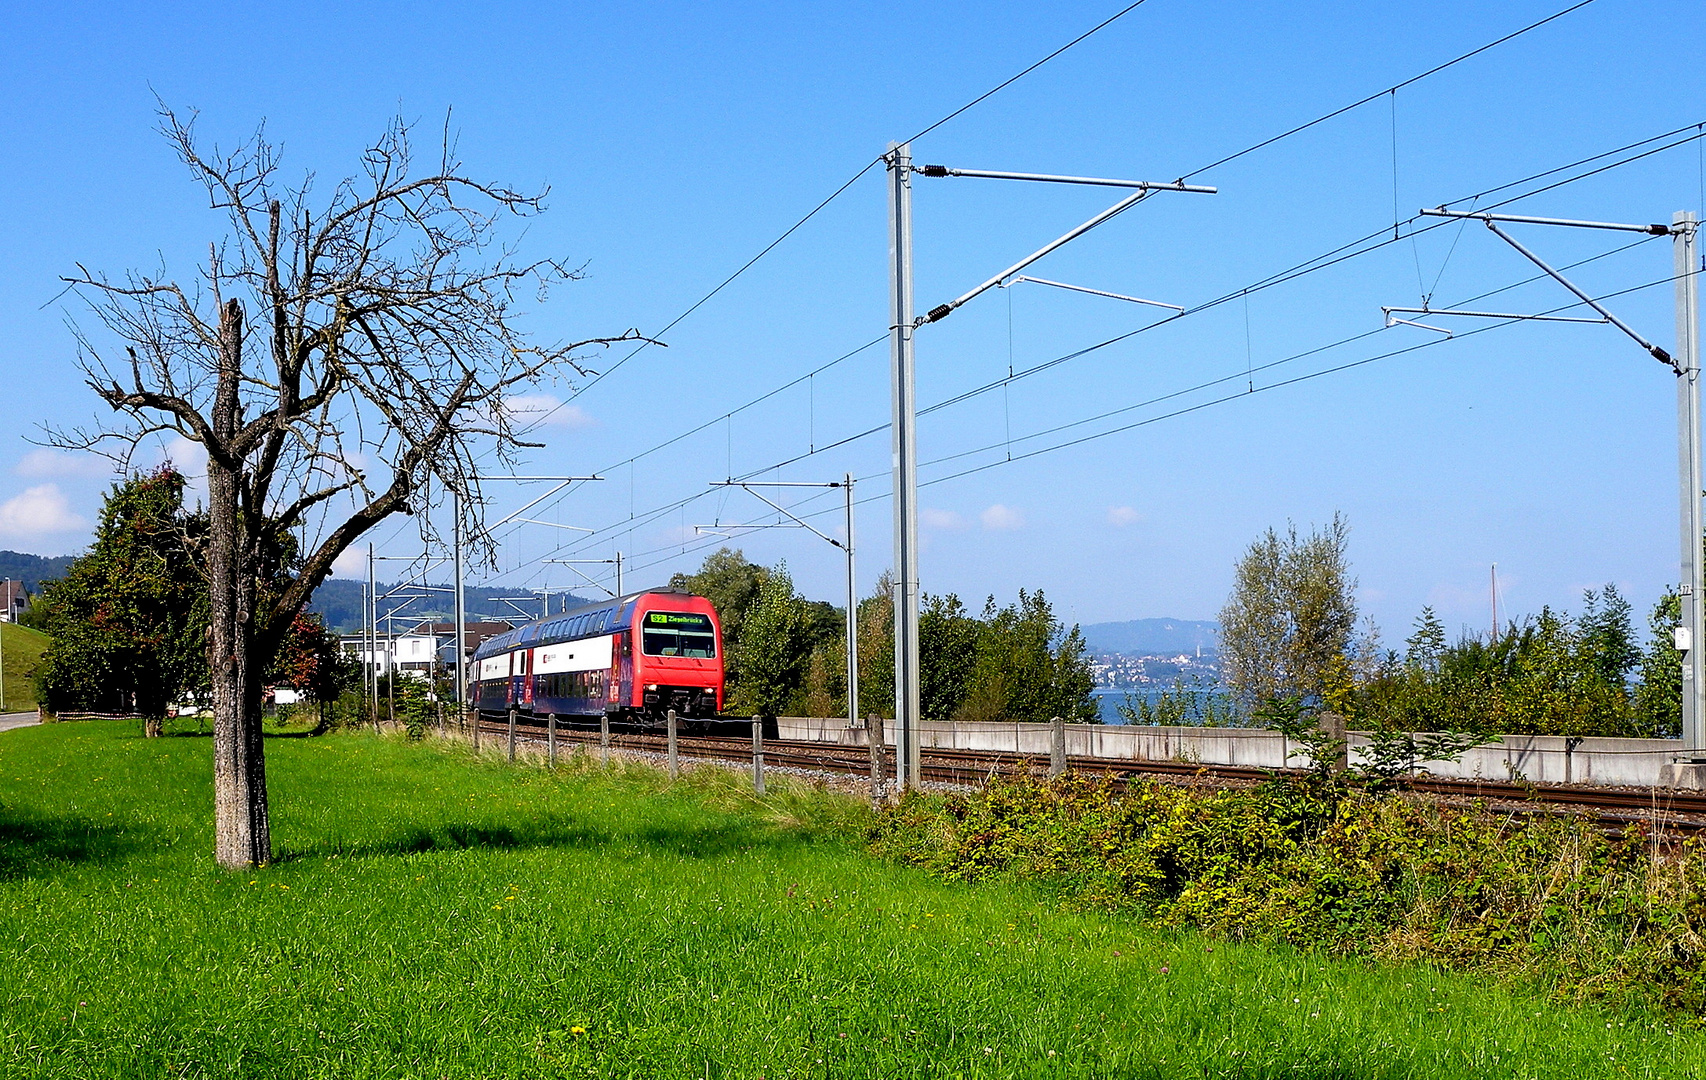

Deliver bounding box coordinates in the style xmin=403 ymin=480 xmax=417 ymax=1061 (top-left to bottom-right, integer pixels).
xmin=2 ymin=0 xmax=1704 ymax=645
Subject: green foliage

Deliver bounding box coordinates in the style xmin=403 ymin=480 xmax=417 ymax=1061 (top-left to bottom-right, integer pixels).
xmin=1636 ymin=590 xmax=1684 ymax=739
xmin=953 ymin=590 xmax=1098 ymax=724
xmin=1219 ymin=514 xmax=1361 ymax=714
xmin=872 ymin=771 xmax=1706 ymax=1015
xmin=674 ymin=549 xmax=1095 ymax=725
xmin=725 ymin=563 xmax=814 ymax=717
xmin=268 ymin=611 xmax=358 ymax=704
xmin=391 ymin=676 xmax=434 ymax=740
xmin=1352 ymin=592 xmax=1647 ymax=738
xmin=919 ymin=593 xmax=980 ymax=722
xmin=856 ymin=572 xmax=895 ymax=720
xmin=8 ymin=721 xmax=1706 ymax=1077
xmin=30 ymin=468 xmax=206 ymax=718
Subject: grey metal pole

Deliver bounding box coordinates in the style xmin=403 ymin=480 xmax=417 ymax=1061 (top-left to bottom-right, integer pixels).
xmin=667 ymin=707 xmax=679 ymax=780
xmin=887 ymin=141 xmax=922 ymax=791
xmin=600 ymin=711 xmax=610 ymax=766
xmin=368 ymin=544 xmax=379 ymax=730
xmin=1677 ymin=210 xmax=1704 ymax=751
xmin=1049 ymin=715 xmax=1066 ymax=778
xmin=454 ymin=493 xmax=473 ymax=748
xmin=548 ymin=712 xmax=557 ymax=767
xmin=615 ymin=551 xmax=623 ymax=596
xmin=751 ymin=714 xmax=766 ymax=795
xmin=844 ymin=473 xmax=859 ymax=730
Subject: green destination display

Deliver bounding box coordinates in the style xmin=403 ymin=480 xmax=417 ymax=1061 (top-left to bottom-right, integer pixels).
xmin=647 ymin=611 xmax=712 ymax=630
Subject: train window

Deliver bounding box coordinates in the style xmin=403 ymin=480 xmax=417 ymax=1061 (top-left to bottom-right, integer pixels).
xmin=640 ymin=611 xmax=716 ymax=658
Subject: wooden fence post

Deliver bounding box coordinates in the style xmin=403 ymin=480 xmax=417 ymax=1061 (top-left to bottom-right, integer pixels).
xmin=867 ymin=713 xmax=884 ymax=806
xmin=600 ymin=712 xmax=610 ymax=766
xmin=1049 ymin=715 xmax=1065 ymax=778
xmin=508 ymin=707 xmax=517 ymax=763
xmin=548 ymin=712 xmax=557 ymax=767
xmin=751 ymin=715 xmax=766 ymax=795
xmin=667 ymin=708 xmax=679 ymax=780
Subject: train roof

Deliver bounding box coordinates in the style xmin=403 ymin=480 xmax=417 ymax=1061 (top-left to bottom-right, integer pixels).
xmin=470 ymin=587 xmax=705 ymax=661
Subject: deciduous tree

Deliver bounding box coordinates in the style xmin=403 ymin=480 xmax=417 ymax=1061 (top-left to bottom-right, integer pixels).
xmin=1219 ymin=514 xmax=1359 ymax=714
xmin=32 ymin=467 xmax=205 ymax=734
xmin=55 ymin=109 xmax=640 ymax=867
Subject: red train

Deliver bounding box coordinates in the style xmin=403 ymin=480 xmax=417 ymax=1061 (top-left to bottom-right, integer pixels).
xmin=471 ymin=588 xmax=723 ymax=726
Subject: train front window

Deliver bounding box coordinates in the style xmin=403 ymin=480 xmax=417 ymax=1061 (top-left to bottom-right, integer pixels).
xmin=641 ymin=611 xmax=716 ymax=658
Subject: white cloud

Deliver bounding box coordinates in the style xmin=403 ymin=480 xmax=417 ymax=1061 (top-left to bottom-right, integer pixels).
xmin=0 ymin=484 xmax=87 ymax=539
xmin=505 ymin=394 xmax=596 ymax=429
xmin=331 ymin=547 xmax=368 ymax=579
xmin=151 ymin=436 xmax=210 ymax=506
xmin=158 ymin=435 xmax=207 ymax=472
xmin=14 ymin=448 xmax=111 ymax=480
xmin=920 ymin=508 xmax=966 ymax=530
xmin=1107 ymin=506 xmax=1141 ymax=527
xmin=980 ymin=504 xmax=1025 ymax=531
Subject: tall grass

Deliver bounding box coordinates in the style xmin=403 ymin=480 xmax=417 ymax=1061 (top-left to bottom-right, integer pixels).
xmin=1 ymin=721 xmax=1703 ymax=1078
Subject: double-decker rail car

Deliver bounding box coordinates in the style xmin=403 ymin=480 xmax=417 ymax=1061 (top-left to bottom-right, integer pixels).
xmin=471 ymin=588 xmax=723 ymax=726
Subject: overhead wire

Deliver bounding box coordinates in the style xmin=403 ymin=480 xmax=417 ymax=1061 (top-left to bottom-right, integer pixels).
xmin=1176 ymin=0 xmax=1599 ymax=182
xmin=613 ymin=257 xmax=1696 ymax=583
xmin=492 ymin=0 xmax=1616 ymax=526
xmin=510 ymin=0 xmax=1159 ymax=436
xmin=517 ymin=227 xmax=1677 ymax=588
xmin=489 ymin=124 xmax=1705 ymax=588
xmin=476 ymin=3 xmax=1666 ymax=588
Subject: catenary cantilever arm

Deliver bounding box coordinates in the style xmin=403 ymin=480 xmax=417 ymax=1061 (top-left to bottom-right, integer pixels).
xmin=1481 ymin=221 xmax=1677 ymax=370
xmin=711 ymin=482 xmax=843 ymax=548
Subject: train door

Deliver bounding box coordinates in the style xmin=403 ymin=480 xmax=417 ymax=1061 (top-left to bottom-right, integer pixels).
xmin=520 ymin=649 xmax=535 ymax=709
xmin=612 ymin=631 xmax=633 ymax=712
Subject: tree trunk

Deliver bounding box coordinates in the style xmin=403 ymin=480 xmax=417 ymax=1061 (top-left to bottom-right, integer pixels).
xmin=209 ymin=298 xmax=271 ymax=870
xmin=144 ymin=716 xmax=163 ymax=739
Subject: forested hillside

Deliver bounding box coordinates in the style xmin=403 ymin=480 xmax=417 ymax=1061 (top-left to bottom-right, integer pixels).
xmin=0 ymin=550 xmax=77 ymax=592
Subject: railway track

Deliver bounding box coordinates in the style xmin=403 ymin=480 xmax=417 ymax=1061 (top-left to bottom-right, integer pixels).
xmin=473 ymin=716 xmax=1706 ymax=834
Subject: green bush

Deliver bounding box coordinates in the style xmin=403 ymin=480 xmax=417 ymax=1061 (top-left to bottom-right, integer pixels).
xmin=871 ymin=773 xmax=1706 ymax=1013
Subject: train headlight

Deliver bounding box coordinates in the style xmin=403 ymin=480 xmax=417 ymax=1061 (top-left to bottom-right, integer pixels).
xmin=646 ymin=683 xmax=658 ymax=691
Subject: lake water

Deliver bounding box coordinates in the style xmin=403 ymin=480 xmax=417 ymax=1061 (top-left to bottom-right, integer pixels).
xmin=1092 ymin=687 xmax=1227 ymax=725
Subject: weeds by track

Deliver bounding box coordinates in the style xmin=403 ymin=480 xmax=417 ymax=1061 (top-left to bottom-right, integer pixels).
xmin=474 ymin=716 xmax=1706 ymax=837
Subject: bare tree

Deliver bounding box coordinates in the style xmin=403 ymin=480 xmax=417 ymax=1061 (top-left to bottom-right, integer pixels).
xmin=53 ymin=107 xmax=646 ymax=868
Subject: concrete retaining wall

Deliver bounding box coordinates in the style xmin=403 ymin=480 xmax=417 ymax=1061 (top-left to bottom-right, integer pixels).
xmin=776 ymin=717 xmax=1693 ymax=788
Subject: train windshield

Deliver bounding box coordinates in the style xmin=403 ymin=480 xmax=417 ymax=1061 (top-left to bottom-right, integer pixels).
xmin=641 ymin=611 xmax=717 ymax=658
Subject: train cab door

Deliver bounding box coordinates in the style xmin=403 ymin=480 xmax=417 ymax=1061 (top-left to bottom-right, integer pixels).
xmin=612 ymin=631 xmax=633 ymax=712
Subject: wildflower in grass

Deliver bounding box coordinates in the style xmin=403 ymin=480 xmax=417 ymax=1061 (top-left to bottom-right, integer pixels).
xmin=571 ymin=1026 xmax=586 ymax=1036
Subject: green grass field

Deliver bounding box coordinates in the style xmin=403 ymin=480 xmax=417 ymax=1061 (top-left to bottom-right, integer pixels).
xmin=2 ymin=721 xmax=1702 ymax=1079
xmin=0 ymin=622 xmax=47 ymax=713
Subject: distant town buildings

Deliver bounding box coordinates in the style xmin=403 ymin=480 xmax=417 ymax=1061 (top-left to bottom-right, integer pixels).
xmin=1090 ymin=650 xmax=1220 ymax=690
xmin=339 ymin=619 xmax=514 ymax=678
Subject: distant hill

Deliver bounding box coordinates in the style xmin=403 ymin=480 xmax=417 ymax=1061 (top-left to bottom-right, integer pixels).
xmin=0 ymin=550 xmax=79 ymax=593
xmin=308 ymin=579 xmax=596 ymax=634
xmin=1079 ymin=618 xmax=1219 ymax=657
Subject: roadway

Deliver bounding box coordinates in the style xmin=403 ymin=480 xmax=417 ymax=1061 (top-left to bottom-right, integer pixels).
xmin=0 ymin=711 xmax=40 ymax=733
